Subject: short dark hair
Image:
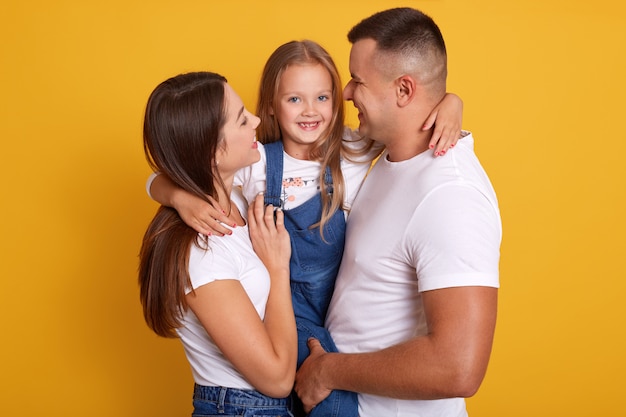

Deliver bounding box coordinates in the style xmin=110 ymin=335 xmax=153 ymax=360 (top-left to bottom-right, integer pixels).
xmin=348 ymin=7 xmax=446 ymax=56
xmin=348 ymin=7 xmax=447 ymax=92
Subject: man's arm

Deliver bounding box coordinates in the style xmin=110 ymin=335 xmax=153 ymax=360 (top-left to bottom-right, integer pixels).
xmin=295 ymin=285 xmax=497 ymax=409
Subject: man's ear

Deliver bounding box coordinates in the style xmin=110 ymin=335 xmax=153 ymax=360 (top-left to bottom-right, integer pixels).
xmin=396 ymin=75 xmax=417 ymax=107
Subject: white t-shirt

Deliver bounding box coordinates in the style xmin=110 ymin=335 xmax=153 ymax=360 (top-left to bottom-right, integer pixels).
xmin=235 ymin=128 xmax=379 ymax=214
xmin=176 ymin=189 xmax=270 ymax=389
xmin=326 ymin=133 xmax=501 ymax=417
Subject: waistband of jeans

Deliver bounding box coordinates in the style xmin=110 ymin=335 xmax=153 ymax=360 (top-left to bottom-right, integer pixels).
xmin=193 ymin=384 xmax=291 ymax=407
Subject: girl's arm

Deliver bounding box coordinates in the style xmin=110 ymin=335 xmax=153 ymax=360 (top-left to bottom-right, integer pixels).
xmin=423 ymin=93 xmax=464 ymax=156
xmin=185 ymin=194 xmax=296 ymax=398
xmin=147 ymin=173 xmax=234 ymax=236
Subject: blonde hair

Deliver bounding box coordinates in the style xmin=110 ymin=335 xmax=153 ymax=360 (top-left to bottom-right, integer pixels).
xmin=256 ymin=40 xmax=347 ymax=235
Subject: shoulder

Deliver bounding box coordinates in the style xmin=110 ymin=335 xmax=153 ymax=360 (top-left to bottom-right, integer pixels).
xmin=341 ymin=126 xmax=384 ymax=163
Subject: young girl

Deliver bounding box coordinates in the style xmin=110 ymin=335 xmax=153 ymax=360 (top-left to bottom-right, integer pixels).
xmin=148 ymin=40 xmax=463 ymax=417
xmin=139 ymin=71 xmax=297 ymax=416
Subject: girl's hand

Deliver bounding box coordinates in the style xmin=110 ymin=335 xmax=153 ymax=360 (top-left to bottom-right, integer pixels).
xmin=149 ymin=173 xmax=233 ymax=236
xmin=248 ymin=193 xmax=291 ymax=276
xmin=173 ymin=191 xmax=234 ymax=237
xmin=423 ymin=93 xmax=463 ymax=157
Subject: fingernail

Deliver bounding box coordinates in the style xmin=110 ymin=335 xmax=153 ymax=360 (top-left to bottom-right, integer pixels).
xmin=429 ymin=144 xmax=434 ymax=149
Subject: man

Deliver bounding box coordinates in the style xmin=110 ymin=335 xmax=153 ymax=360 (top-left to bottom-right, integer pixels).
xmin=294 ymin=7 xmax=501 ymax=417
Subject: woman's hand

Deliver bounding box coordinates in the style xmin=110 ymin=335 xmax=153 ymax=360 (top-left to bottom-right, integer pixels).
xmin=248 ymin=193 xmax=291 ymax=276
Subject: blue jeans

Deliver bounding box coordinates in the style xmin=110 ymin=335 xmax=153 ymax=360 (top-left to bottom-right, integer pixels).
xmin=264 ymin=141 xmax=358 ymax=417
xmin=192 ymin=384 xmax=293 ymax=417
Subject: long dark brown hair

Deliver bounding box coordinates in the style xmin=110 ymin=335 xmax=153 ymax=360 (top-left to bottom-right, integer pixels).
xmin=139 ymin=71 xmax=227 ymax=338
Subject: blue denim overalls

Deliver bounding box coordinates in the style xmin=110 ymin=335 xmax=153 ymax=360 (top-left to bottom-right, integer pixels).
xmin=263 ymin=141 xmax=358 ymax=417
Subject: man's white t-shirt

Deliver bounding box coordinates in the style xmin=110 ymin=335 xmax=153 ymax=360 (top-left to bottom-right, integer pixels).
xmin=326 ymin=133 xmax=501 ymax=417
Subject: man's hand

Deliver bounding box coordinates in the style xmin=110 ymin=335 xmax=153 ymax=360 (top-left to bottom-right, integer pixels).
xmin=294 ymin=338 xmax=332 ymax=413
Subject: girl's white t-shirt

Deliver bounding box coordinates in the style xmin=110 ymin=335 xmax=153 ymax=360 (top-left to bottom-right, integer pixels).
xmin=235 ymin=128 xmax=380 ymax=215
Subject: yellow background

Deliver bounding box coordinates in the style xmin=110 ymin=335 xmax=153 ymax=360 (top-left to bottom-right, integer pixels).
xmin=1 ymin=0 xmax=625 ymax=415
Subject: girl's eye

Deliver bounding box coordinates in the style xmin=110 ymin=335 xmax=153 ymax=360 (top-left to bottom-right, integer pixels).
xmin=318 ymin=95 xmax=329 ymax=102
xmin=287 ymin=97 xmax=300 ymax=103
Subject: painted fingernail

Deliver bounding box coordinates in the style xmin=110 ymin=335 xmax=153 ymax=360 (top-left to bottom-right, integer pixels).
xmin=429 ymin=144 xmax=434 ymax=149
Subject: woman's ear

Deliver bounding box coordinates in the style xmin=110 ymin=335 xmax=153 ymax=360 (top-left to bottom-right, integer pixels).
xmin=396 ymin=75 xmax=417 ymax=107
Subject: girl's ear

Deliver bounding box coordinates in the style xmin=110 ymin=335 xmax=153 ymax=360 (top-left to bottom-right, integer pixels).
xmin=269 ymin=104 xmax=275 ymax=116
xmin=396 ymin=75 xmax=417 ymax=107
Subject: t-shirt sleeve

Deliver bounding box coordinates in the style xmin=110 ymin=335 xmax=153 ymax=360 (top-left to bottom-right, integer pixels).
xmin=187 ymin=240 xmax=242 ymax=292
xmin=408 ymin=184 xmax=501 ymax=292
xmin=341 ymin=126 xmax=385 ymax=162
xmin=146 ymin=172 xmax=159 ymax=199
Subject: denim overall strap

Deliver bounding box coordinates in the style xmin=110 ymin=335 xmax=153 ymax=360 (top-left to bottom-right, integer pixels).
xmin=263 ymin=140 xmax=334 ymax=206
xmin=263 ymin=141 xmax=284 ymax=208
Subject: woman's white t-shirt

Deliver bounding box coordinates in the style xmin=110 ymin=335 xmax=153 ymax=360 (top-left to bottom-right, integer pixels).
xmin=176 ymin=189 xmax=269 ymax=388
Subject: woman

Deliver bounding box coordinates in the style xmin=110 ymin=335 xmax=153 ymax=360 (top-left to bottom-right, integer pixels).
xmin=138 ymin=71 xmax=297 ymax=416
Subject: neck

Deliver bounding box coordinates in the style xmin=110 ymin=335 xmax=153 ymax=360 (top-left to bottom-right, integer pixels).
xmin=385 ymin=130 xmax=432 ymax=162
xmin=215 ymin=185 xmax=246 ymax=227
xmin=214 ymin=176 xmax=234 ymax=213
xmin=283 ymin=140 xmax=312 ymax=161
